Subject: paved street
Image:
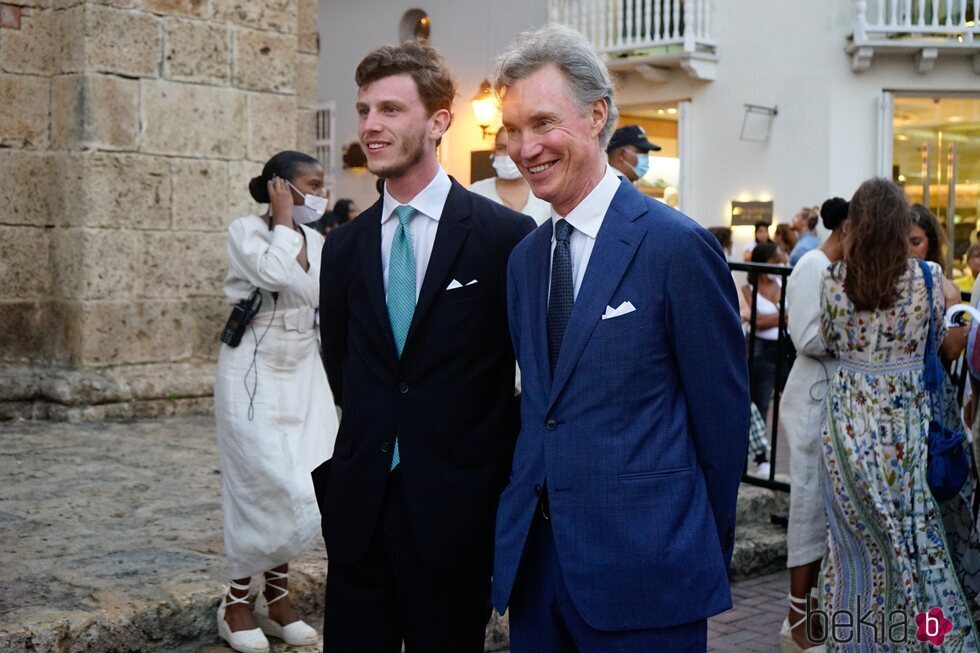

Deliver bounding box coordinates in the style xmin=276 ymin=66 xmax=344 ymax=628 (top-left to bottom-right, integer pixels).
xmin=0 ymin=415 xmax=790 ymax=652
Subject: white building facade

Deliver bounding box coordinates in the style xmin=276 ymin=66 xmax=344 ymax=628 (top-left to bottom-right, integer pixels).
xmin=316 ymin=0 xmax=978 ymax=273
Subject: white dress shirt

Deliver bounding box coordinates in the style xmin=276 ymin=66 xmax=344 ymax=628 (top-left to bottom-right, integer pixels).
xmin=550 ymin=165 xmax=622 ymax=300
xmin=381 ymin=167 xmax=451 ymax=300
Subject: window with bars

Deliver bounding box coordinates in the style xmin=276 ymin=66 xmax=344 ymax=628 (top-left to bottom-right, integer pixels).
xmin=314 ymin=102 xmax=336 ymax=203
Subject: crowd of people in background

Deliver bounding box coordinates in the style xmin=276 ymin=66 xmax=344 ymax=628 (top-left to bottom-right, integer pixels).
xmin=207 ymin=19 xmax=980 ymax=653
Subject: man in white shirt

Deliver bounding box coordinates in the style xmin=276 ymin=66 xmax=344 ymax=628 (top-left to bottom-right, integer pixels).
xmin=315 ymin=40 xmax=535 ymax=653
xmin=490 ymin=24 xmax=749 ymax=652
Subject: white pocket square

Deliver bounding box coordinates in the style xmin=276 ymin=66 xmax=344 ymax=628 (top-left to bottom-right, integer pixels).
xmin=602 ymin=301 xmax=636 ymax=320
xmin=447 ymin=279 xmax=478 ymax=290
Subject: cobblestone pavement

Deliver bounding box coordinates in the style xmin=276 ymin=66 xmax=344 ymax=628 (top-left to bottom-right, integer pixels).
xmin=709 ymin=570 xmax=788 ymax=653
xmin=1 ymin=415 xmax=789 ymax=652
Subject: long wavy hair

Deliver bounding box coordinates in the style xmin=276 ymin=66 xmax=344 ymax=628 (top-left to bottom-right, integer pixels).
xmin=910 ymin=203 xmax=946 ymax=270
xmin=836 ymin=178 xmax=912 ymax=311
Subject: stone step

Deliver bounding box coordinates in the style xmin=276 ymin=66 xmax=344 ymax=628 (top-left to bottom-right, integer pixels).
xmin=730 ymin=482 xmax=790 ymax=582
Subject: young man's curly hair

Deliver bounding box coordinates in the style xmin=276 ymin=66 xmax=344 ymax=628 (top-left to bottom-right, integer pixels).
xmin=355 ymin=40 xmax=457 ymax=125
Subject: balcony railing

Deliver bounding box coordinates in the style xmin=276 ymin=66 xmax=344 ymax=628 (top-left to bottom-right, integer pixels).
xmin=849 ymin=0 xmax=980 ymax=71
xmin=548 ymin=0 xmax=717 ymax=80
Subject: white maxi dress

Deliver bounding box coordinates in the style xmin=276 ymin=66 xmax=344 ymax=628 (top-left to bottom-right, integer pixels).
xmin=781 ymin=248 xmax=836 ymax=568
xmin=214 ymin=216 xmax=338 ymax=579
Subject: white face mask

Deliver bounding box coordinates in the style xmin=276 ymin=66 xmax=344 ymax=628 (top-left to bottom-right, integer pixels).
xmin=491 ymin=154 xmax=523 ymax=180
xmin=286 ymin=180 xmax=328 ymax=224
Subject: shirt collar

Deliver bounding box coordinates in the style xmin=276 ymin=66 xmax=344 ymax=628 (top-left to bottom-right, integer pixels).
xmin=381 ymin=167 xmax=451 ymax=224
xmin=550 ymin=165 xmax=620 ymax=240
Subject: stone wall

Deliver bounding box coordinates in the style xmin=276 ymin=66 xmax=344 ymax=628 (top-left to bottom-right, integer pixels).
xmin=0 ymin=0 xmax=319 ymax=420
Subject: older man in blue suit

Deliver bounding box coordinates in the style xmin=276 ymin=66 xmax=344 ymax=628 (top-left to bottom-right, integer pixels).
xmin=492 ymin=25 xmax=750 ymax=652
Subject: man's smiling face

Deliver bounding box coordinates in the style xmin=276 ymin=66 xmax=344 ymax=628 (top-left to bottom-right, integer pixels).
xmin=501 ymin=64 xmax=607 ymax=216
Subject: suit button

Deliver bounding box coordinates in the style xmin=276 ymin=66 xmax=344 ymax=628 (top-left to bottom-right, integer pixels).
xmin=381 ymin=442 xmax=390 ymax=453
xmin=545 ymin=419 xmax=557 ymax=431
xmin=398 ymin=382 xmax=409 ymax=394
xmin=534 ymin=484 xmax=542 ymax=496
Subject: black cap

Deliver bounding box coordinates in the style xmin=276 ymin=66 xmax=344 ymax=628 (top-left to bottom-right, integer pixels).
xmin=606 ymin=125 xmax=662 ymax=153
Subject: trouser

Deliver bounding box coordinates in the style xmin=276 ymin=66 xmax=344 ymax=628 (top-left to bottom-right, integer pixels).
xmin=323 ymin=468 xmax=491 ymax=653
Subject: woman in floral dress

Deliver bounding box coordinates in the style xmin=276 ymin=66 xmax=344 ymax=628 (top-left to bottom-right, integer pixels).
xmin=819 ymin=178 xmax=979 ymax=652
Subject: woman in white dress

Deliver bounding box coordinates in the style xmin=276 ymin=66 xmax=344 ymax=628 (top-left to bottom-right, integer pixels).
xmin=779 ymin=197 xmax=847 ymax=653
xmin=214 ymin=150 xmax=338 ymax=653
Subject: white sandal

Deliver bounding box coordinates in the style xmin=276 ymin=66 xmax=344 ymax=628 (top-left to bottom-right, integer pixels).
xmin=217 ymin=580 xmax=270 ymax=653
xmin=253 ymin=569 xmax=318 ymax=646
xmin=779 ymin=593 xmax=826 ymax=653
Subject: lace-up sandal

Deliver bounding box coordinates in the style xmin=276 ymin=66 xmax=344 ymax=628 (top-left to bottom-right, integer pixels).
xmin=252 ymin=569 xmax=318 ymax=646
xmin=217 ymin=580 xmax=270 ymax=653
xmin=779 ymin=593 xmax=826 ymax=653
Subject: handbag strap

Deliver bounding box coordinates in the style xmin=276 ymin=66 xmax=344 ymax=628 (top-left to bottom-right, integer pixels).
xmin=917 ymin=259 xmax=946 ymax=425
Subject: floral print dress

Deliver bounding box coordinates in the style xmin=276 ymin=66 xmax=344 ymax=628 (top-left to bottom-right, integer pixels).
xmin=819 ymin=260 xmax=980 ymax=652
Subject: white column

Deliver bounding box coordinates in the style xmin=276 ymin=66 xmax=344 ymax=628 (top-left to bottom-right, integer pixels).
xmin=855 ymin=0 xmax=869 ymax=42
xmin=678 ymin=100 xmax=693 ymax=216
xmin=683 ymin=0 xmax=694 ymax=50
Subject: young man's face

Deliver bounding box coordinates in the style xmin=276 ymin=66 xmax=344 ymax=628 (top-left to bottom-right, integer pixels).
xmin=356 ymin=73 xmax=444 ymax=179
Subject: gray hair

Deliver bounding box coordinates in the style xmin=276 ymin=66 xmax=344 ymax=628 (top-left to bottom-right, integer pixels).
xmin=493 ymin=23 xmax=619 ymax=149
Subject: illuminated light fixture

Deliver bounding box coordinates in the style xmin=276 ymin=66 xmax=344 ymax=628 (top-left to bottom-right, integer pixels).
xmin=657 ymin=109 xmax=665 ymax=115
xmin=666 ymin=107 xmax=677 ymax=114
xmin=897 ymin=134 xmax=909 ymax=141
xmin=471 ymin=79 xmax=499 ymax=140
xmin=949 ymin=116 xmax=963 ymax=122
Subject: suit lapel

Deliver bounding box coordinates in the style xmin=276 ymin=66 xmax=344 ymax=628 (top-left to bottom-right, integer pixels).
xmin=526 ymin=222 xmax=553 ymax=391
xmin=361 ymin=200 xmax=399 ymax=357
xmin=402 ymin=179 xmax=471 ymax=355
xmin=548 ymin=183 xmax=647 ymax=409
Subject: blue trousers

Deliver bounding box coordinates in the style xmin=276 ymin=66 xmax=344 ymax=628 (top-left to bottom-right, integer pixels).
xmin=508 ymin=511 xmax=707 ymax=653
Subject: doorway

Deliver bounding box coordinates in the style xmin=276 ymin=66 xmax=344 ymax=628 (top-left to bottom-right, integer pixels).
xmin=616 ymin=101 xmax=688 ymax=211
xmin=892 ymin=95 xmax=980 ymax=286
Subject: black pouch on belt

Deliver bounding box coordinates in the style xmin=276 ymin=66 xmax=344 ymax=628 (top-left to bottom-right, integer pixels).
xmin=219 ymin=289 xmax=263 ymax=347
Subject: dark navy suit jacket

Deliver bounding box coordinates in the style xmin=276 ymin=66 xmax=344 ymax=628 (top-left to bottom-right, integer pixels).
xmin=493 ymin=179 xmax=749 ymax=631
xmin=315 ymin=179 xmax=535 ymax=574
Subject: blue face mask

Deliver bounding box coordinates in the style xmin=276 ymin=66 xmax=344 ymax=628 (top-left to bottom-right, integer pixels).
xmin=629 ymin=153 xmax=650 ymax=179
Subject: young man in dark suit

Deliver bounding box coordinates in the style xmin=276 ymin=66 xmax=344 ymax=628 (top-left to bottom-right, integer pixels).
xmin=314 ymin=40 xmax=535 ymax=653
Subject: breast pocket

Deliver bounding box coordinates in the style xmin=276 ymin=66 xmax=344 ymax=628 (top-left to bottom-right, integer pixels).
xmin=593 ymin=311 xmax=648 ymax=340
xmin=442 ymin=283 xmax=484 ymax=303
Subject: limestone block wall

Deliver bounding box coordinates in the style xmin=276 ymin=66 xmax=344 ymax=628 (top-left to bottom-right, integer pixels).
xmin=0 ymin=0 xmax=320 ymax=420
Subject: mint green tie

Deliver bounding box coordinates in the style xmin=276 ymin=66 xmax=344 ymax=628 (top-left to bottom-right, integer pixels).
xmin=387 ymin=205 xmax=416 ymax=470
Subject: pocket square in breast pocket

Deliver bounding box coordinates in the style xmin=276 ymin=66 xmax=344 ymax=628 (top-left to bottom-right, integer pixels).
xmin=446 ymin=279 xmax=463 ymax=290
xmin=602 ymin=301 xmax=636 ymax=320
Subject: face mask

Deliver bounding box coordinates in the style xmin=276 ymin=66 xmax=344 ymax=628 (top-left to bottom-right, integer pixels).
xmin=286 ymin=180 xmax=328 ymax=224
xmin=491 ymin=154 xmax=523 ymax=180
xmin=628 ymin=153 xmax=650 ymax=180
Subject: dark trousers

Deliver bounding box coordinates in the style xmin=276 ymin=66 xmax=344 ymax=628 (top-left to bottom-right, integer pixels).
xmin=749 ymin=337 xmax=779 ymax=417
xmin=509 ymin=508 xmax=707 ymax=653
xmin=323 ymin=468 xmax=491 ymax=653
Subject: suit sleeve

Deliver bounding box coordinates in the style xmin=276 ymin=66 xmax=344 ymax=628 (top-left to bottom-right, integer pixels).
xmin=665 ymin=227 xmax=750 ymax=569
xmin=319 ymin=232 xmax=347 ymax=407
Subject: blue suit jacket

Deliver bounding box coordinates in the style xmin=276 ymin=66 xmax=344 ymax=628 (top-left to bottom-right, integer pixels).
xmin=493 ymin=180 xmax=749 ymax=631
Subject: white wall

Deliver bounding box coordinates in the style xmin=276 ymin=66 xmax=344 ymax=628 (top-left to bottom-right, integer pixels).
xmin=616 ymin=0 xmax=979 ymax=255
xmin=317 ymin=0 xmax=548 ymax=210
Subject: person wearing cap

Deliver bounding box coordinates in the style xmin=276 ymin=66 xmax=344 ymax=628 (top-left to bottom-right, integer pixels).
xmin=606 ymin=124 xmax=661 ymax=183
